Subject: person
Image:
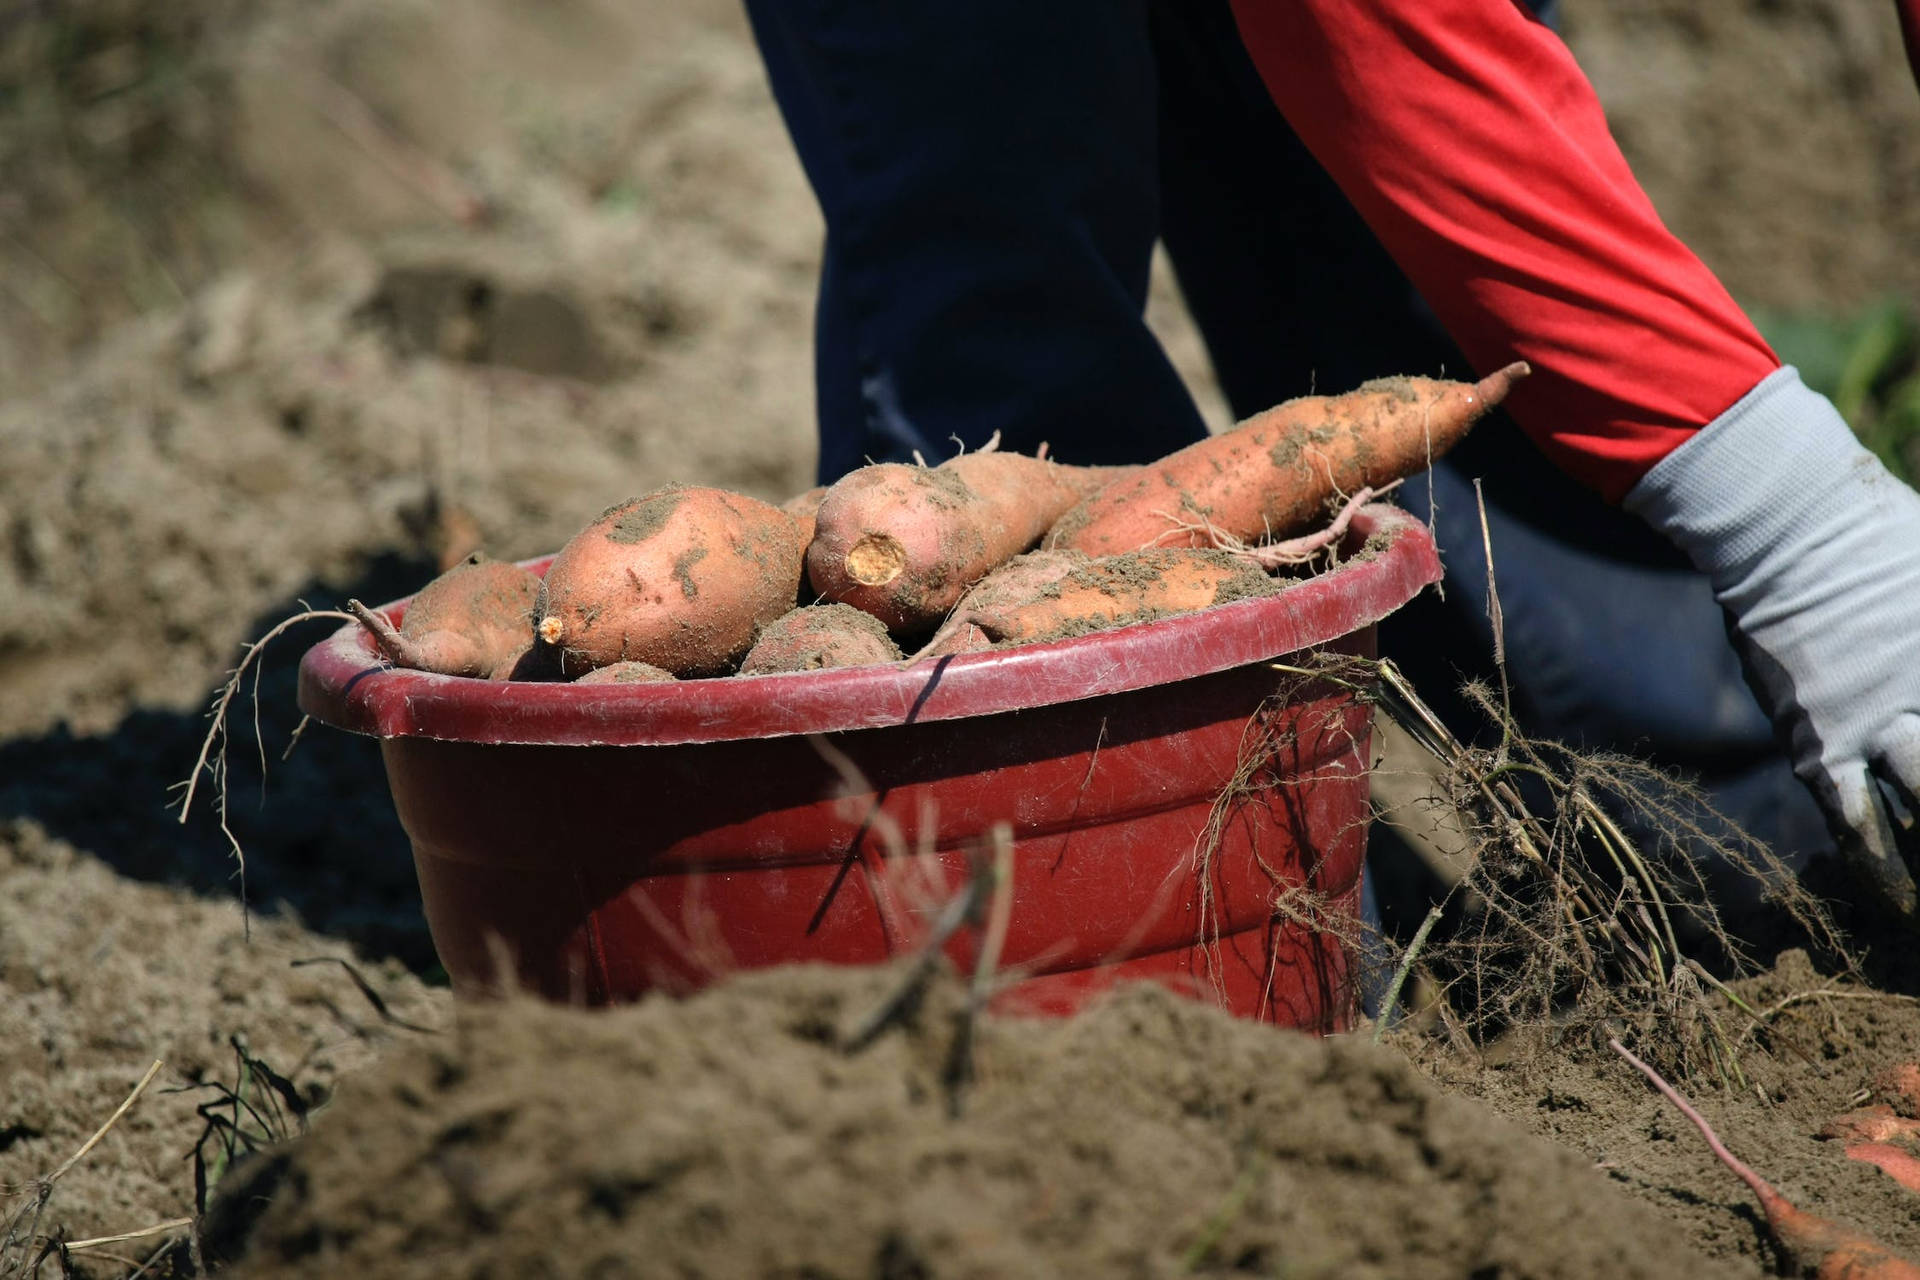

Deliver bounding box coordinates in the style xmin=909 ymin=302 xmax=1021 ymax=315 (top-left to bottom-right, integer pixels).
xmin=743 ymin=0 xmax=1920 ymax=920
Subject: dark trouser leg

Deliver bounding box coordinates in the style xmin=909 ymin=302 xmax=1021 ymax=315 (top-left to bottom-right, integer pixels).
xmin=742 ymin=0 xmax=1212 ymax=482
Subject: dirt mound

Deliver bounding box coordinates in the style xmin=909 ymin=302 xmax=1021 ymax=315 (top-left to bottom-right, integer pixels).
xmin=0 ymin=819 xmax=449 ymax=1258
xmin=214 ymin=964 xmax=1742 ymax=1280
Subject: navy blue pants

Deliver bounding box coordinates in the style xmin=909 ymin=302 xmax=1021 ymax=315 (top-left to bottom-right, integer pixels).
xmin=743 ymin=0 xmax=1833 ymax=915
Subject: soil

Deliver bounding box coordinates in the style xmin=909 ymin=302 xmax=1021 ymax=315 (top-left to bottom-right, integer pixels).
xmin=3 ymin=0 xmax=1918 ymax=1277
xmin=206 ymin=963 xmax=1754 ymax=1280
xmin=1563 ymin=0 xmax=1920 ymax=315
xmin=1417 ymin=949 xmax=1920 ymax=1273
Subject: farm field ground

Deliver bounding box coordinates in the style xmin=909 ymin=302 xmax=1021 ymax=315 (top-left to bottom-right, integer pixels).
xmin=3 ymin=1 xmax=1918 ymax=1274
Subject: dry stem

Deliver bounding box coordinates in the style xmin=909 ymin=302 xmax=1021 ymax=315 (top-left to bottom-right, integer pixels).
xmin=0 ymin=1060 xmax=166 ymax=1278
xmin=1283 ymin=648 xmax=1841 ymax=1077
xmin=170 ymin=608 xmax=359 ymax=928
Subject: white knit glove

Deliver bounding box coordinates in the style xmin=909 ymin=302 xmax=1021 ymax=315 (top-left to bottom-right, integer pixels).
xmin=1625 ymin=367 xmax=1920 ymax=915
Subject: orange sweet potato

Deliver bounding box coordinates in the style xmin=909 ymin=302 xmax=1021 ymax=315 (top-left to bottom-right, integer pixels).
xmin=913 ymin=547 xmax=1270 ymax=660
xmin=536 ymin=486 xmax=807 ymax=677
xmin=1613 ymin=1039 xmax=1920 ymax=1280
xmin=915 ymin=549 xmax=1089 ymax=658
xmin=1051 ymin=362 xmax=1529 ymax=557
xmin=806 ymin=452 xmax=1123 ymax=634
xmin=739 ymin=603 xmax=902 ymax=675
xmin=780 ymin=485 xmax=829 ymax=547
xmin=347 ymin=552 xmax=541 ymax=679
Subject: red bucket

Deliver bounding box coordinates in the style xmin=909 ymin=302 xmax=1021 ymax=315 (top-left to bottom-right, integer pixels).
xmin=297 ymin=504 xmax=1438 ymax=1028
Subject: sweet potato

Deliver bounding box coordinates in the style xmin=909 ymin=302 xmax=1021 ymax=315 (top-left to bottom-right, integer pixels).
xmin=573 ymin=661 xmax=677 ymax=685
xmin=1613 ymin=1039 xmax=1920 ymax=1280
xmin=781 ymin=485 xmax=829 ymax=519
xmin=739 ymin=603 xmax=903 ymax=675
xmin=1820 ymin=1106 xmax=1920 ymax=1146
xmin=781 ymin=485 xmax=829 ymax=546
xmin=1050 ymin=362 xmax=1529 ymax=557
xmin=346 ymin=552 xmax=541 ymax=679
xmin=806 ymin=451 xmax=1121 ymax=634
xmin=535 ymin=485 xmax=807 ymax=677
xmin=1845 ymin=1143 xmax=1920 ymax=1194
xmin=916 ymin=549 xmax=1090 ymax=658
xmin=913 ymin=547 xmax=1270 ymax=660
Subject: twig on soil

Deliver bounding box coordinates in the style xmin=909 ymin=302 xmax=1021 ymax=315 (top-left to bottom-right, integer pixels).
xmin=0 ymin=1060 xmax=165 ymax=1279
xmin=947 ymin=824 xmax=1016 ymax=1112
xmin=840 ymin=869 xmax=987 ymax=1055
xmin=295 ymin=71 xmax=489 ymax=225
xmin=843 ymin=825 xmax=1011 ymax=1118
xmin=969 ymin=824 xmax=1016 ymax=1011
xmin=1756 ymin=988 xmax=1920 ymax=1020
xmin=48 ymin=1060 xmax=164 ymax=1185
xmin=1735 ymin=987 xmax=1920 ymax=1054
xmin=63 ymin=1218 xmax=194 ymax=1253
xmin=174 ymin=1037 xmax=315 ymax=1220
xmin=1373 ymin=903 xmax=1443 ymax=1044
xmin=290 ymin=957 xmax=439 ymax=1035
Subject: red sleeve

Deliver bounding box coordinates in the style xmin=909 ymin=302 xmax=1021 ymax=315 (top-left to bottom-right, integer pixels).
xmin=1227 ymin=0 xmax=1782 ymax=501
xmin=1902 ymin=0 xmax=1920 ymax=90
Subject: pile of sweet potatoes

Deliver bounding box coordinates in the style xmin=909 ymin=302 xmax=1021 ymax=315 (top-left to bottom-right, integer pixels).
xmin=348 ymin=363 xmax=1526 ymax=684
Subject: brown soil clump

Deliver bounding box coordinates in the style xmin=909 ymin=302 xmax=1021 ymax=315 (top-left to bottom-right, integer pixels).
xmin=218 ymin=964 xmax=1742 ymax=1280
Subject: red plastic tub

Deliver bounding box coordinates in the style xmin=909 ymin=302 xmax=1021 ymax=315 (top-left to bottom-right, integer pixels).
xmin=297 ymin=504 xmax=1439 ymax=1028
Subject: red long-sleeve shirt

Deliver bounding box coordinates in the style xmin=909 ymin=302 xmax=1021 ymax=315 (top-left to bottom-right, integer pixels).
xmin=1902 ymin=0 xmax=1920 ymax=89
xmin=1228 ymin=0 xmax=1824 ymax=501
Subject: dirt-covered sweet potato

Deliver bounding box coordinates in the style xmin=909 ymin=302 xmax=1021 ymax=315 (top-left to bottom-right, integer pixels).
xmin=806 ymin=452 xmax=1119 ymax=635
xmin=913 ymin=548 xmax=1272 ymax=660
xmin=738 ymin=603 xmax=903 ymax=675
xmin=1051 ymin=363 xmax=1529 ymax=556
xmin=535 ymin=485 xmax=807 ymax=677
xmin=346 ymin=552 xmax=541 ymax=679
xmin=915 ymin=549 xmax=1089 ymax=658
xmin=780 ymin=485 xmax=829 ymax=547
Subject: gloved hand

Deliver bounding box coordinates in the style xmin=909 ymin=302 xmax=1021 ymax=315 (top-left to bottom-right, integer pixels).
xmin=1625 ymin=366 xmax=1920 ymax=915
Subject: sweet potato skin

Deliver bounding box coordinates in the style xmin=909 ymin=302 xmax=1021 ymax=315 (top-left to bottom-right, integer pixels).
xmin=349 ymin=553 xmax=541 ymax=679
xmin=917 ymin=550 xmax=1089 ymax=658
xmin=805 ymin=452 xmax=1103 ymax=634
xmin=780 ymin=485 xmax=829 ymax=549
xmin=536 ymin=486 xmax=807 ymax=677
xmin=739 ymin=603 xmax=902 ymax=675
xmin=919 ymin=548 xmax=1271 ymax=658
xmin=1052 ymin=363 xmax=1527 ymax=556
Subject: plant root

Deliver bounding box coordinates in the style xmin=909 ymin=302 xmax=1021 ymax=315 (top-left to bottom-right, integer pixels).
xmin=1156 ymin=480 xmax=1401 ymax=569
xmin=1278 ymin=649 xmax=1844 ymax=1080
xmin=170 ymin=608 xmax=359 ymax=927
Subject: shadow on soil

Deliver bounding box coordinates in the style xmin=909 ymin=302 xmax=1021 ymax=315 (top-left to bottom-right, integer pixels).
xmin=0 ymin=554 xmax=443 ymax=971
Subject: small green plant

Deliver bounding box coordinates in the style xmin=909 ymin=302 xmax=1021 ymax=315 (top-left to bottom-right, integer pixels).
xmin=1756 ymin=299 xmax=1920 ymax=486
